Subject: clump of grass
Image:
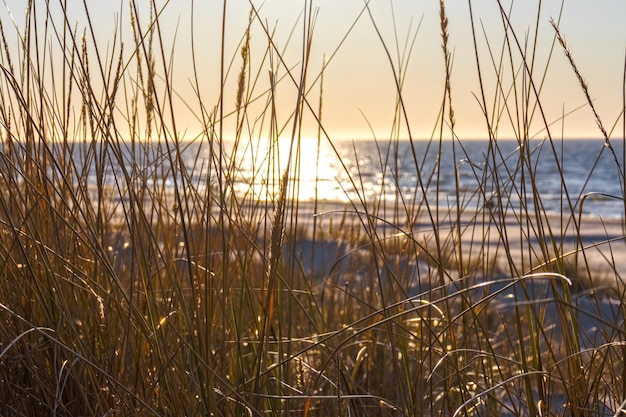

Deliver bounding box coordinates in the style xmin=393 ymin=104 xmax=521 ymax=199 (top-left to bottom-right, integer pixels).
xmin=0 ymin=1 xmax=625 ymax=416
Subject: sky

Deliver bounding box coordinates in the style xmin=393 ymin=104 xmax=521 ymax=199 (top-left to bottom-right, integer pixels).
xmin=1 ymin=0 xmax=625 ymax=141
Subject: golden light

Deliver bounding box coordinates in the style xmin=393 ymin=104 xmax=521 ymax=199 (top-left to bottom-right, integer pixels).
xmin=232 ymin=137 xmax=348 ymax=203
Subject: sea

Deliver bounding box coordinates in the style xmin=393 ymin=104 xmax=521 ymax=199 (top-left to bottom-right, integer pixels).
xmin=222 ymin=137 xmax=626 ymax=219
xmin=46 ymin=137 xmax=625 ymax=219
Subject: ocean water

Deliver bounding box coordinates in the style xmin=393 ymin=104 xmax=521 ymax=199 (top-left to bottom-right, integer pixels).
xmin=225 ymin=137 xmax=626 ymax=219
xmin=42 ymin=137 xmax=624 ymax=219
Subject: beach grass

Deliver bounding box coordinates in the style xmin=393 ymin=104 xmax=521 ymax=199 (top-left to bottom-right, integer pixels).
xmin=0 ymin=1 xmax=625 ymax=416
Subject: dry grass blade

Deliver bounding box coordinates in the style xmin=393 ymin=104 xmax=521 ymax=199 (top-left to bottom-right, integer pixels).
xmin=0 ymin=1 xmax=624 ymax=416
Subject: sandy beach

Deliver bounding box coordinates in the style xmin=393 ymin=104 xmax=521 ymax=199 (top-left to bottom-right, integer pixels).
xmin=283 ymin=200 xmax=626 ymax=354
xmin=287 ymin=199 xmax=626 ymax=285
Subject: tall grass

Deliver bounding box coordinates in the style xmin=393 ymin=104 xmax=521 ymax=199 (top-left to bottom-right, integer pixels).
xmin=0 ymin=1 xmax=625 ymax=416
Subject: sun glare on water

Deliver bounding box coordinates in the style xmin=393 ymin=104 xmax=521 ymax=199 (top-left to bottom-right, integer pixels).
xmin=230 ymin=137 xmax=349 ymax=203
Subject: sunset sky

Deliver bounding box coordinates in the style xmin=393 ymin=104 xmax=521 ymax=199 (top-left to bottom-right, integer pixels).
xmin=238 ymin=0 xmax=626 ymax=141
xmin=2 ymin=1 xmax=625 ymax=141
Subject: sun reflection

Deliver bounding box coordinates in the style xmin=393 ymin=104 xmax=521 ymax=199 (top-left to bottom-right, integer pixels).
xmin=232 ymin=137 xmax=348 ymax=203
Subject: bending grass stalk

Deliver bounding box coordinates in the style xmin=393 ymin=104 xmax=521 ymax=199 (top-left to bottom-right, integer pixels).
xmin=0 ymin=303 xmax=168 ymax=416
xmin=2 ymin=1 xmax=626 ymax=415
xmin=550 ymin=18 xmax=624 ymax=182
